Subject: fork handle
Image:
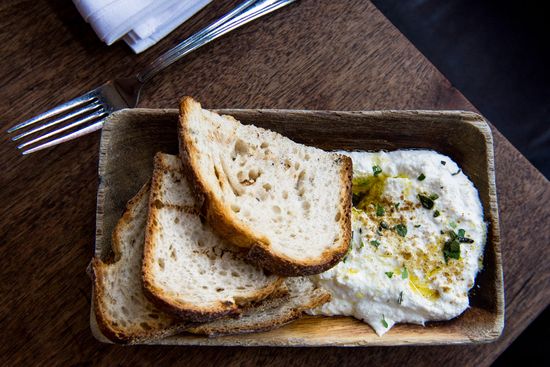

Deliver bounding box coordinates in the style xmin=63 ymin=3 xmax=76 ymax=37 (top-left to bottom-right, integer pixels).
xmin=137 ymin=0 xmax=296 ymax=83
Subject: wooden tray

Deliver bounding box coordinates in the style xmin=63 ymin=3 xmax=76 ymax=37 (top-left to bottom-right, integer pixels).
xmin=93 ymin=108 xmax=504 ymax=346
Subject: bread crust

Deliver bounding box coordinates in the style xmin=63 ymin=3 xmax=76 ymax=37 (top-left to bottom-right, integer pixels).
xmin=141 ymin=152 xmax=284 ymax=322
xmin=186 ymin=283 xmax=331 ymax=337
xmin=91 ymin=183 xmax=191 ymax=344
xmin=178 ymin=97 xmax=352 ymax=276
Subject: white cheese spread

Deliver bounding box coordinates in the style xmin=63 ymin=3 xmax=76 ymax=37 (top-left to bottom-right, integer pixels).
xmin=308 ymin=150 xmax=486 ymax=336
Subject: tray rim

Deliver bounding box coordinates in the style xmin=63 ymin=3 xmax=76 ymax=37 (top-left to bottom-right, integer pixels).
xmin=93 ymin=108 xmax=504 ymax=346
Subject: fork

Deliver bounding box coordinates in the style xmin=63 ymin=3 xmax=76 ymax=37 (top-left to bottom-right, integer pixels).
xmin=7 ymin=0 xmax=296 ymax=155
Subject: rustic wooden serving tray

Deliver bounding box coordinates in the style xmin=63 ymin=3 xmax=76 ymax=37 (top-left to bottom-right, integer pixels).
xmin=93 ymin=108 xmax=504 ymax=346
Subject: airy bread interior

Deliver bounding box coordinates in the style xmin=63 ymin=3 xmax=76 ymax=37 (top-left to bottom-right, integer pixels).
xmin=179 ymin=97 xmax=352 ymax=275
xmin=92 ymin=183 xmax=190 ymax=344
xmin=142 ymin=153 xmax=283 ymax=322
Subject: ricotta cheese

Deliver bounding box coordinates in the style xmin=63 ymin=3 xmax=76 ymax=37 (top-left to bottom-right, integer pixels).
xmin=308 ymin=150 xmax=486 ymax=336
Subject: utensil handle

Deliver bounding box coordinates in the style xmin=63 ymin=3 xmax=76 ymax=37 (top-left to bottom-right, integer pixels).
xmin=137 ymin=0 xmax=296 ymax=83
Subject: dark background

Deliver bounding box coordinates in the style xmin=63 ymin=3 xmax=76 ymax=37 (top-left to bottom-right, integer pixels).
xmin=373 ymin=0 xmax=550 ymax=179
xmin=371 ymin=0 xmax=549 ymax=364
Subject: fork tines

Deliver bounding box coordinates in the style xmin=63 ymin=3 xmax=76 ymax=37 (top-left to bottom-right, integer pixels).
xmin=8 ymin=91 xmax=108 ymax=155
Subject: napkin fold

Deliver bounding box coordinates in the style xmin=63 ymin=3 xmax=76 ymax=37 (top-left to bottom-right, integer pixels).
xmin=73 ymin=0 xmax=212 ymax=53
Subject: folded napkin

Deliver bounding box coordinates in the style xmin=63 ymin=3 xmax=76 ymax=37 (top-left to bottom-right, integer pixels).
xmin=74 ymin=0 xmax=212 ymax=53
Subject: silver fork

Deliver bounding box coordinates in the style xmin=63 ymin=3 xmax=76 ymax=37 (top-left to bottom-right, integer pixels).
xmin=7 ymin=0 xmax=296 ymax=155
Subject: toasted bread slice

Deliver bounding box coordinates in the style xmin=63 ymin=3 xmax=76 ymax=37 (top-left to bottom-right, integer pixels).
xmin=187 ymin=277 xmax=331 ymax=336
xmin=91 ymin=183 xmax=191 ymax=344
xmin=178 ymin=97 xmax=352 ymax=276
xmin=142 ymin=153 xmax=283 ymax=322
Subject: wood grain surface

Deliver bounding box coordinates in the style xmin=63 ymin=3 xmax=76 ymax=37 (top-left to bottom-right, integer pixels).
xmin=0 ymin=0 xmax=548 ymax=366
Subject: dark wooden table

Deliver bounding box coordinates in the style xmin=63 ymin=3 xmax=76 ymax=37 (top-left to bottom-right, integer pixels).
xmin=1 ymin=0 xmax=548 ymax=365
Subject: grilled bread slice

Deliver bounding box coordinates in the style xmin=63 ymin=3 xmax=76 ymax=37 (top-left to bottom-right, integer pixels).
xmin=91 ymin=183 xmax=191 ymax=344
xmin=178 ymin=97 xmax=352 ymax=276
xmin=187 ymin=277 xmax=331 ymax=337
xmin=142 ymin=153 xmax=283 ymax=322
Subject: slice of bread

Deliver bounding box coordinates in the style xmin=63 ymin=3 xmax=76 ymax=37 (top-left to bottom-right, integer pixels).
xmin=142 ymin=153 xmax=283 ymax=322
xmin=187 ymin=277 xmax=331 ymax=336
xmin=91 ymin=183 xmax=191 ymax=344
xmin=178 ymin=97 xmax=352 ymax=276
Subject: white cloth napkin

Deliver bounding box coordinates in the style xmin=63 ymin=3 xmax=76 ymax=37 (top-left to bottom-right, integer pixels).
xmin=73 ymin=0 xmax=212 ymax=53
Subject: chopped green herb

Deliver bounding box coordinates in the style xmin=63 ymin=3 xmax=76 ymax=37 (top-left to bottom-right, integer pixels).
xmin=385 ymin=271 xmax=394 ymax=278
xmin=343 ymin=242 xmax=353 ymax=262
xmin=429 ymin=193 xmax=439 ymax=200
xmin=372 ymin=165 xmax=382 ymax=176
xmin=379 ymin=221 xmax=389 ymax=230
xmin=452 ymin=168 xmax=461 ymax=176
xmin=442 ymin=229 xmax=473 ymax=262
xmin=397 ymin=291 xmax=403 ymax=304
xmin=449 ymin=221 xmax=457 ymax=229
xmin=450 ymin=228 xmax=474 ymax=243
xmin=414 ymin=224 xmax=421 ymax=228
xmin=433 ymin=210 xmax=441 ymax=218
xmin=449 ymin=230 xmax=457 ymax=240
xmin=394 ymin=224 xmax=407 ymax=237
xmin=376 ymin=204 xmax=385 ymax=216
xmin=401 ymin=266 xmax=408 ymax=279
xmin=381 ymin=315 xmax=388 ymax=328
xmin=418 ymin=173 xmax=426 ymax=181
xmin=441 ymin=161 xmax=447 ymax=165
xmin=370 ymin=240 xmax=381 ymax=248
xmin=418 ymin=194 xmax=435 ymax=209
xmin=358 ymin=239 xmax=365 ymax=250
xmin=443 ymin=237 xmax=461 ymax=263
xmin=394 ymin=202 xmax=401 ymax=209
